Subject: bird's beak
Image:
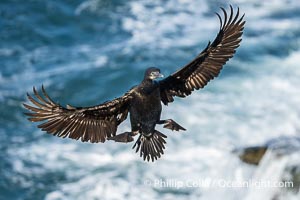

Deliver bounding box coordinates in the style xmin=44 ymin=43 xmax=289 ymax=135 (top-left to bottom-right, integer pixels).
xmin=157 ymin=73 xmax=164 ymax=78
xmin=154 ymin=72 xmax=164 ymax=78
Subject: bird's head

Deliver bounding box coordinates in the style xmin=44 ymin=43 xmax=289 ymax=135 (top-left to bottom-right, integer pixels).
xmin=144 ymin=67 xmax=164 ymax=81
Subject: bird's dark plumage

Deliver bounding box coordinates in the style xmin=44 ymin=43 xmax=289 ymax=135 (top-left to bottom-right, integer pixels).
xmin=160 ymin=6 xmax=245 ymax=105
xmin=24 ymin=85 xmax=131 ymax=143
xmin=24 ymin=6 xmax=245 ymax=162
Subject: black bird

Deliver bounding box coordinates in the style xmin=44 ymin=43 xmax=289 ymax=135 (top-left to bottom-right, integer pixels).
xmin=24 ymin=6 xmax=245 ymax=162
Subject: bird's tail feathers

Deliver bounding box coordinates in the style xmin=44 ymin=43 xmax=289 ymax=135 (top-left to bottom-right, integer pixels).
xmin=132 ymin=130 xmax=167 ymax=162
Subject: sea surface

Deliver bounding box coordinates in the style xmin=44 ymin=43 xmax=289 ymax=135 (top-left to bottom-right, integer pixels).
xmin=1 ymin=0 xmax=300 ymax=199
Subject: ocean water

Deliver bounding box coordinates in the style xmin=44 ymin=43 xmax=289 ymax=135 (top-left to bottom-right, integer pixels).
xmin=1 ymin=0 xmax=300 ymax=199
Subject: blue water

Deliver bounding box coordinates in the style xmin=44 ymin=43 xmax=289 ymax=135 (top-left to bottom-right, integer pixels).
xmin=1 ymin=0 xmax=300 ymax=199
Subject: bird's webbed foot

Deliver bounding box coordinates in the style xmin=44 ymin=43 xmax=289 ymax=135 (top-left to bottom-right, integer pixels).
xmin=108 ymin=132 xmax=136 ymax=143
xmin=158 ymin=119 xmax=186 ymax=131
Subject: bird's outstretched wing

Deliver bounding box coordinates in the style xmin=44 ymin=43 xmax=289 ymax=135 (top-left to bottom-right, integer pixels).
xmin=23 ymin=86 xmax=132 ymax=143
xmin=159 ymin=6 xmax=245 ymax=105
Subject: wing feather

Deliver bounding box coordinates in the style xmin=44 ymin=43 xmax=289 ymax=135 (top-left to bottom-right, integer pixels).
xmin=159 ymin=6 xmax=245 ymax=105
xmin=24 ymin=86 xmax=132 ymax=143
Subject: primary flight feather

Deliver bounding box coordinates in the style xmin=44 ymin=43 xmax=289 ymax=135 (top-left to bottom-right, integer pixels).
xmin=24 ymin=6 xmax=245 ymax=162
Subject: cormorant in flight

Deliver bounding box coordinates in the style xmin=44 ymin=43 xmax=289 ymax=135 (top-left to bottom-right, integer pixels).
xmin=24 ymin=6 xmax=245 ymax=162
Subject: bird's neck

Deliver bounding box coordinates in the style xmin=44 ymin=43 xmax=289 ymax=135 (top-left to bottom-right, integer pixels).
xmin=141 ymin=79 xmax=157 ymax=94
xmin=142 ymin=78 xmax=154 ymax=86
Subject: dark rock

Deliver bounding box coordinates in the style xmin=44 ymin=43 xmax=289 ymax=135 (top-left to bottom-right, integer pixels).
xmin=234 ymin=136 xmax=300 ymax=165
xmin=237 ymin=146 xmax=268 ymax=165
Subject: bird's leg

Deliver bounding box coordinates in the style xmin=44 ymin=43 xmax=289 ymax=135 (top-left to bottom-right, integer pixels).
xmin=157 ymin=119 xmax=186 ymax=131
xmin=108 ymin=131 xmax=138 ymax=143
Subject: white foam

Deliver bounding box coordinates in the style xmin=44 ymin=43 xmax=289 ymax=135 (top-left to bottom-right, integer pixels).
xmin=122 ymin=0 xmax=210 ymax=49
xmin=75 ymin=0 xmax=103 ymax=15
xmin=93 ymin=55 xmax=108 ymax=68
xmin=45 ymin=191 xmax=65 ymax=200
